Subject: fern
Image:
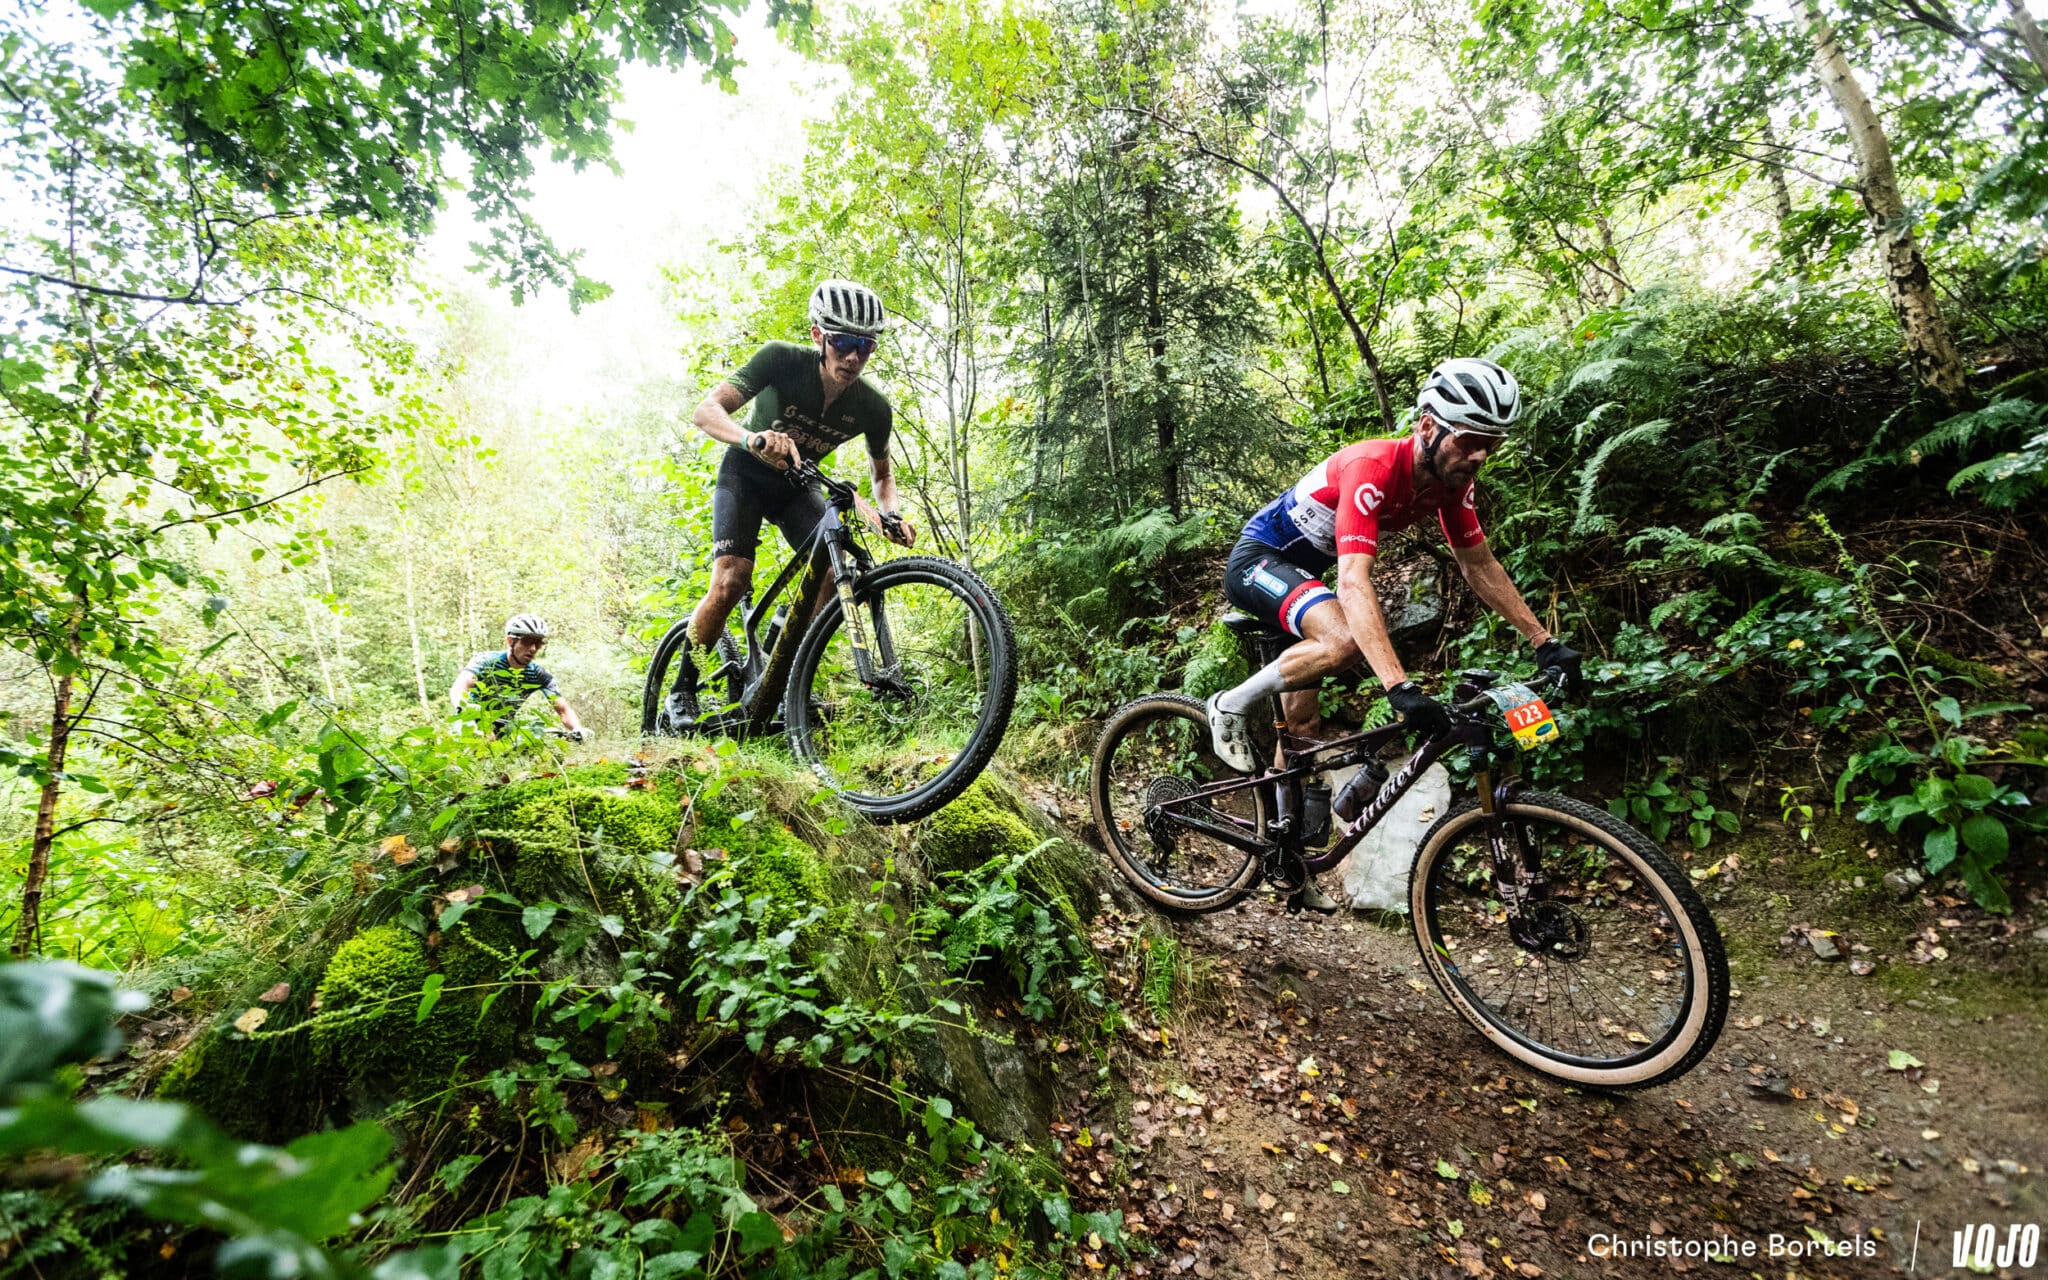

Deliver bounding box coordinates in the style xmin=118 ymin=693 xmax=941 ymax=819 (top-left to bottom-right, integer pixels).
xmin=1908 ymin=397 xmax=2048 ymax=460
xmin=1949 ymin=429 xmax=2048 ymax=508
xmin=1572 ymin=418 xmax=1670 ymax=535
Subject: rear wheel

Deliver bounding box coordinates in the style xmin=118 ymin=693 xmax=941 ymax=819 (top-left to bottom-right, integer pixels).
xmin=784 ymin=556 xmax=1016 ymax=823
xmin=641 ymin=619 xmax=746 ymax=736
xmin=1089 ymin=694 xmax=1263 ymax=913
xmin=1410 ymin=792 xmax=1728 ymax=1089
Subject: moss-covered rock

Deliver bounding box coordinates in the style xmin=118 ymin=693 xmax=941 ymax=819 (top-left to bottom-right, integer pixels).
xmin=916 ymin=775 xmax=1105 ymax=926
xmin=156 ymin=1024 xmax=326 ymax=1143
xmin=310 ymin=924 xmax=512 ymax=1092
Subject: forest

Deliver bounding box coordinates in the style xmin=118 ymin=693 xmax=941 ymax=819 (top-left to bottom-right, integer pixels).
xmin=2 ymin=0 xmax=2045 ymax=1274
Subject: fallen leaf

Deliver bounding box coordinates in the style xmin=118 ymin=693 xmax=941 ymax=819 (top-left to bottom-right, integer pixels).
xmin=1256 ymin=1192 xmax=1277 ymax=1211
xmin=1887 ymin=1050 xmax=1924 ymax=1071
xmin=169 ymin=986 xmax=192 ymax=1004
xmin=233 ymin=1007 xmax=268 ymax=1034
xmin=258 ymin=982 xmax=291 ymax=1003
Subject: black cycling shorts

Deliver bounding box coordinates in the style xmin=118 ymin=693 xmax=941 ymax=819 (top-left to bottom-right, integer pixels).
xmin=711 ymin=447 xmax=830 ymax=561
xmin=1224 ymin=535 xmax=1339 ymax=638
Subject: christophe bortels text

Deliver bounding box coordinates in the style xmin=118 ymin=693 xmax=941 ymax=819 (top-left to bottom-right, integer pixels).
xmin=1586 ymin=1232 xmax=1879 ymax=1263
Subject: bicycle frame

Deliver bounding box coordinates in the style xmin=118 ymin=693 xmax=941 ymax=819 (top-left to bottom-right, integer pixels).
xmin=707 ymin=462 xmax=898 ymax=734
xmin=1151 ymin=669 xmax=1555 ymax=921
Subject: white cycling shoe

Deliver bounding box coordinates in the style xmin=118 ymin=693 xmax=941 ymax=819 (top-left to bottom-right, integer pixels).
xmin=1205 ymin=692 xmax=1258 ymax=773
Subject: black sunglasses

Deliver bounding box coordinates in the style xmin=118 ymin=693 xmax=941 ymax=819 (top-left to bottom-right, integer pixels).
xmin=824 ymin=332 xmax=877 ymax=358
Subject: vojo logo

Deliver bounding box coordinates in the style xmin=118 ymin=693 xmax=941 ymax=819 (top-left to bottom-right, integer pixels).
xmin=1953 ymin=1223 xmax=2042 ymax=1270
xmin=1353 ymin=482 xmax=1386 ymax=514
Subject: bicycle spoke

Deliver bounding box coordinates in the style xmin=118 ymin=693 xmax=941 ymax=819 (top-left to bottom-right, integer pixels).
xmin=1095 ymin=700 xmax=1259 ymax=902
xmin=1424 ymin=813 xmax=1695 ymax=1067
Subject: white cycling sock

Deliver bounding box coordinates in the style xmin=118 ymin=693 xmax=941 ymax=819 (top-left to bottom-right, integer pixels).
xmin=1216 ymin=658 xmax=1290 ymax=714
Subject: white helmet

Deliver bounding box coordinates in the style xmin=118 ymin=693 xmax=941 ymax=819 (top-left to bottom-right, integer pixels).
xmin=1417 ymin=358 xmax=1521 ymax=435
xmin=503 ymin=613 xmax=548 ymax=639
xmin=808 ymin=279 xmax=887 ymax=337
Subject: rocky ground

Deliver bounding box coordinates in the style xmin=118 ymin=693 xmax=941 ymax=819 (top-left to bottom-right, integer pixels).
xmin=1050 ymin=819 xmax=2048 ymax=1279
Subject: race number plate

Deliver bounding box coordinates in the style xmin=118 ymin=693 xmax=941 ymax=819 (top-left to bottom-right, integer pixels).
xmin=1485 ymin=682 xmax=1560 ymax=751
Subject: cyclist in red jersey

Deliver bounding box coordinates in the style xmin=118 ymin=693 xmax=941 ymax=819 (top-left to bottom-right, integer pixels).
xmin=1208 ymin=358 xmax=1583 ymax=905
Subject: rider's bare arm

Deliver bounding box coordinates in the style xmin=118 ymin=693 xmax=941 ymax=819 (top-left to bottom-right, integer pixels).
xmin=1335 ymin=552 xmax=1410 ymax=690
xmin=866 ymin=452 xmax=917 ymax=547
xmin=695 ymin=383 xmax=798 ymax=468
xmin=448 ymin=669 xmax=478 ymax=710
xmin=1449 ymin=540 xmax=1552 ymax=648
xmin=552 ymin=697 xmax=585 ymax=735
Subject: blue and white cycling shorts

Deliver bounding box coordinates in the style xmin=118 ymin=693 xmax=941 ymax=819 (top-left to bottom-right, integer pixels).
xmin=1224 ymin=535 xmax=1338 ymax=639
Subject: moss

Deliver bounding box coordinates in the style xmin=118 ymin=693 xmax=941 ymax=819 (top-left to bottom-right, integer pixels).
xmin=157 ymin=1025 xmax=325 ymax=1143
xmin=917 ymin=776 xmax=1103 ymax=926
xmin=310 ymin=924 xmax=512 ymax=1092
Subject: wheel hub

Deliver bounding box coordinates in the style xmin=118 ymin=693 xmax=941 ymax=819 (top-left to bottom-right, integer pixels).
xmin=1524 ymin=899 xmax=1589 ymax=959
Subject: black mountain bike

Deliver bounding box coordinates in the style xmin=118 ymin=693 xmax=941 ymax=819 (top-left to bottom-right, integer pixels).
xmin=1089 ymin=613 xmax=1728 ymax=1090
xmin=642 ymin=460 xmax=1018 ymax=823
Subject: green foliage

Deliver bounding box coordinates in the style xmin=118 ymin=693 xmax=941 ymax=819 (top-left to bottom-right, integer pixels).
xmin=915 ymin=848 xmax=1114 ymax=1029
xmin=1181 ymin=621 xmax=1250 ymax=704
xmin=1607 ymin=758 xmax=1741 ymax=851
xmin=443 ymin=1105 xmax=1122 ymax=1280
xmin=0 ymin=959 xmax=435 ymax=1280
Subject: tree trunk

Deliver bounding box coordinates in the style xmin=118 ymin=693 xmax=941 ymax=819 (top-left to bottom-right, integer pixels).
xmin=1141 ymin=182 xmax=1180 ymax=518
xmin=401 ymin=512 xmax=432 ymax=717
xmin=13 ymin=603 xmax=82 ymax=957
xmin=1076 ymin=180 xmax=1122 ymax=515
xmin=1760 ymin=115 xmax=1798 ymax=240
xmin=1805 ymin=0 xmax=1969 ymax=402
xmin=2009 ymin=0 xmax=2048 ymax=85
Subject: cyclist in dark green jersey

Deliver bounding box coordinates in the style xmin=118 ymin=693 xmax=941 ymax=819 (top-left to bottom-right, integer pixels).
xmin=667 ymin=279 xmax=917 ymax=723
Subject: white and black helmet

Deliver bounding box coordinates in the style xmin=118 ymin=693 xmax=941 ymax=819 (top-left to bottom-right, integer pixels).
xmin=503 ymin=614 xmax=549 ymax=639
xmin=1417 ymin=357 xmax=1521 ymax=435
xmin=808 ymin=279 xmax=887 ymax=337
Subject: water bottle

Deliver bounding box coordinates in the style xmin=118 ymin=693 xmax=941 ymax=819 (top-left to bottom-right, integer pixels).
xmin=1333 ymin=758 xmax=1389 ymax=825
xmin=1302 ymin=781 xmax=1332 ymax=846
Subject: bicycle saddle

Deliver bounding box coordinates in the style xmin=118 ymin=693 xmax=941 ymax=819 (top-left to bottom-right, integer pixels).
xmin=1221 ymin=611 xmax=1285 ymax=639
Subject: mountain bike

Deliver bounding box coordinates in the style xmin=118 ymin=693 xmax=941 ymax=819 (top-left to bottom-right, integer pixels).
xmin=1089 ymin=613 xmax=1728 ymax=1089
xmin=642 ymin=460 xmax=1018 ymax=823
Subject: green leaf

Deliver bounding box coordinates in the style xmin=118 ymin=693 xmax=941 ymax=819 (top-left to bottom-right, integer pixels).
xmin=733 ymin=1210 xmax=784 ymax=1256
xmin=1933 ymin=696 xmax=1962 ymax=727
xmin=1923 ymin=824 xmax=1959 ymax=872
xmin=1887 ymin=1049 xmax=1923 ymax=1070
xmin=522 ymin=903 xmax=560 ymax=939
xmin=415 ymin=974 xmax=445 ymax=1024
xmin=1959 ymin=814 xmax=2008 ymax=859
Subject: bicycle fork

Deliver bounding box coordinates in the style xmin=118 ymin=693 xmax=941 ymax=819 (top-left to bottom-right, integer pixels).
xmin=1473 ymin=756 xmax=1560 ymax=953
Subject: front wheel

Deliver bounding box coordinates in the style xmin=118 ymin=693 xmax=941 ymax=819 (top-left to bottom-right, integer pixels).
xmin=784 ymin=556 xmax=1017 ymax=823
xmin=1410 ymin=792 xmax=1728 ymax=1090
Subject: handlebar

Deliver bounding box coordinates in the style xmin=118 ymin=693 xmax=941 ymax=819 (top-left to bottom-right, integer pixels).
xmin=1451 ymin=667 xmax=1573 ymax=714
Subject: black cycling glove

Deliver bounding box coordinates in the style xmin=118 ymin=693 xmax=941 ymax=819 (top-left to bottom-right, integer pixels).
xmin=1535 ymin=638 xmax=1584 ymax=697
xmin=1386 ymin=680 xmax=1451 ymax=739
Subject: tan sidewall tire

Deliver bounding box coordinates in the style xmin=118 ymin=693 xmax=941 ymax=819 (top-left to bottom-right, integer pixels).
xmin=1409 ymin=793 xmax=1728 ymax=1090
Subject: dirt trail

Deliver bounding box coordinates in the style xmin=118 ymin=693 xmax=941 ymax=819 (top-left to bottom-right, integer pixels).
xmin=1054 ymin=832 xmax=2048 ymax=1279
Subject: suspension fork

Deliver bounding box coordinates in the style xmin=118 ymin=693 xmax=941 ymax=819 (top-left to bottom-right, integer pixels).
xmin=1473 ymin=745 xmax=1549 ymax=949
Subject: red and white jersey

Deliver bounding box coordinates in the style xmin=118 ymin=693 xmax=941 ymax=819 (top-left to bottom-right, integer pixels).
xmin=1244 ymin=435 xmax=1485 ymax=567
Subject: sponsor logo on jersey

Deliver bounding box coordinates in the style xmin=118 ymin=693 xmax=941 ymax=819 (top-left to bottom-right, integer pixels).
xmin=1354 ymin=482 xmax=1386 ymax=515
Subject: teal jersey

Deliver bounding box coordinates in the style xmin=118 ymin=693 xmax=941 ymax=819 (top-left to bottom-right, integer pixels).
xmin=726 ymin=341 xmax=893 ymax=463
xmin=462 ymin=651 xmax=561 ymax=729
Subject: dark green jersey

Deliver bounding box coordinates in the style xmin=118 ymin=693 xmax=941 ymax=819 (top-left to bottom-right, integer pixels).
xmin=726 ymin=341 xmax=892 ymax=464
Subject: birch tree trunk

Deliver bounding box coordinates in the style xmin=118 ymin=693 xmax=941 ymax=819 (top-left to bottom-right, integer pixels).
xmin=401 ymin=512 xmax=432 ymax=716
xmin=12 ymin=605 xmax=81 ymax=957
xmin=2009 ymin=0 xmax=2048 ymax=85
xmin=1805 ymin=0 xmax=1969 ymax=402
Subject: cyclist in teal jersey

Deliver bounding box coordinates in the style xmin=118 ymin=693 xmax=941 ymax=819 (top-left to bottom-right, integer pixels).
xmin=668 ymin=280 xmax=918 ymax=722
xmin=450 ymin=614 xmax=589 ymax=740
